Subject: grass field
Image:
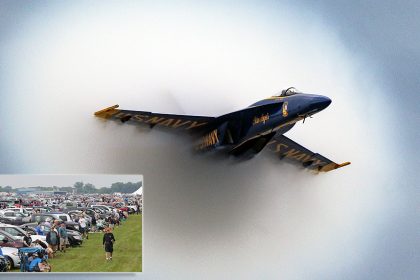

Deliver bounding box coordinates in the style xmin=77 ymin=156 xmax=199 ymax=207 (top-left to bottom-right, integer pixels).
xmin=12 ymin=214 xmax=142 ymax=272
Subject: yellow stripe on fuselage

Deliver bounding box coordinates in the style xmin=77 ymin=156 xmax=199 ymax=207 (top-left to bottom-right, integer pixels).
xmin=264 ymin=96 xmax=284 ymax=101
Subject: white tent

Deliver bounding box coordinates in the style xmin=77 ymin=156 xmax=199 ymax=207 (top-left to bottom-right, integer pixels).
xmin=131 ymin=186 xmax=143 ymax=195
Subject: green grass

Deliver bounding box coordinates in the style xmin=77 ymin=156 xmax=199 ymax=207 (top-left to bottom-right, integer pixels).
xmin=12 ymin=214 xmax=142 ymax=272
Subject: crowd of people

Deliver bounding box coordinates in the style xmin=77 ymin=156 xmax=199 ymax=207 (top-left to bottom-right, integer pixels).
xmin=0 ymin=192 xmax=142 ymax=272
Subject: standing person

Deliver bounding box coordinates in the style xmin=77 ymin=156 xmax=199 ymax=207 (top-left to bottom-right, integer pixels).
xmin=34 ymin=222 xmax=44 ymax=235
xmin=107 ymin=215 xmax=115 ymax=229
xmin=46 ymin=225 xmax=59 ymax=258
xmin=53 ymin=219 xmax=60 ymax=228
xmin=58 ymin=223 xmax=68 ymax=253
xmin=79 ymin=215 xmax=87 ymax=239
xmin=114 ymin=211 xmax=120 ymax=227
xmin=135 ymin=201 xmax=141 ymax=215
xmin=22 ymin=229 xmax=32 ymax=247
xmin=44 ymin=218 xmax=52 ymax=228
xmin=91 ymin=213 xmax=97 ymax=232
xmin=103 ymin=227 xmax=115 ymax=261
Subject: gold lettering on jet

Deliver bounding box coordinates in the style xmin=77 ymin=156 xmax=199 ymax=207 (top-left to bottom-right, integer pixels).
xmin=267 ymin=140 xmax=328 ymax=168
xmin=133 ymin=114 xmax=148 ymax=122
xmin=253 ymin=113 xmax=270 ymax=125
xmin=145 ymin=116 xmax=166 ymax=125
xmin=187 ymin=121 xmax=208 ymax=130
xmin=197 ymin=129 xmax=219 ymax=150
xmin=172 ymin=119 xmax=191 ymax=128
xmin=122 ymin=114 xmax=207 ymax=130
xmin=283 ymin=148 xmax=301 ymax=158
xmin=159 ymin=118 xmax=175 ymax=127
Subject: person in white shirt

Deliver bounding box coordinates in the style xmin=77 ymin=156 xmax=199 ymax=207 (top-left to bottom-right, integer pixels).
xmin=78 ymin=216 xmax=88 ymax=239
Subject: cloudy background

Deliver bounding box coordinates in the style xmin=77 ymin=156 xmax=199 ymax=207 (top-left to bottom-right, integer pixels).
xmin=0 ymin=0 xmax=418 ymax=279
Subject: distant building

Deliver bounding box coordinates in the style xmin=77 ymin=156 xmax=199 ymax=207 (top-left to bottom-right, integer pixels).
xmin=53 ymin=191 xmax=67 ymax=196
xmin=15 ymin=187 xmax=54 ymax=195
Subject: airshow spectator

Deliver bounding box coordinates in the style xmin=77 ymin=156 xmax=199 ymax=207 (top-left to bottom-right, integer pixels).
xmin=135 ymin=201 xmax=140 ymax=214
xmin=53 ymin=219 xmax=60 ymax=228
xmin=106 ymin=215 xmax=115 ymax=229
xmin=103 ymin=227 xmax=115 ymax=261
xmin=114 ymin=211 xmax=121 ymax=227
xmin=44 ymin=218 xmax=52 ymax=228
xmin=38 ymin=260 xmax=52 ymax=272
xmin=33 ymin=239 xmax=53 ymax=259
xmin=35 ymin=222 xmax=44 ymax=235
xmin=58 ymin=223 xmax=68 ymax=253
xmin=23 ymin=231 xmax=32 ymax=247
xmin=28 ymin=254 xmax=42 ymax=271
xmin=91 ymin=213 xmax=97 ymax=232
xmin=28 ymin=253 xmax=51 ymax=272
xmin=79 ymin=215 xmax=88 ymax=239
xmin=46 ymin=225 xmax=59 ymax=258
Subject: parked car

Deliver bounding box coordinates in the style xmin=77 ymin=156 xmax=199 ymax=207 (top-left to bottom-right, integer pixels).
xmin=31 ymin=206 xmax=52 ymax=213
xmin=29 ymin=213 xmax=80 ymax=232
xmin=66 ymin=229 xmax=83 ymax=247
xmin=1 ymin=246 xmax=20 ymax=270
xmin=59 ymin=201 xmax=79 ymax=212
xmin=0 ymin=216 xmax=19 ymax=225
xmin=0 ymin=230 xmax=25 ymax=248
xmin=0 ymin=208 xmax=31 ymax=217
xmin=0 ymin=255 xmax=7 ymax=272
xmin=67 ymin=210 xmax=92 ymax=225
xmin=89 ymin=207 xmax=108 ymax=218
xmin=126 ymin=206 xmax=137 ymax=214
xmin=0 ymin=224 xmax=33 ymax=244
xmin=33 ymin=212 xmax=72 ymax=222
xmin=17 ymin=225 xmax=47 ymax=245
xmin=90 ymin=205 xmax=113 ymax=215
xmin=77 ymin=208 xmax=106 ymax=219
xmin=0 ymin=211 xmax=30 ymax=225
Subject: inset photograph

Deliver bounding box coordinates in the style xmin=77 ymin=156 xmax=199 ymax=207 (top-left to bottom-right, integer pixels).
xmin=0 ymin=174 xmax=142 ymax=273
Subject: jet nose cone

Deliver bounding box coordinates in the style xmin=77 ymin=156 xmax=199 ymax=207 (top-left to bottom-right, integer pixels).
xmin=307 ymin=95 xmax=332 ymax=114
xmin=321 ymin=96 xmax=332 ymax=109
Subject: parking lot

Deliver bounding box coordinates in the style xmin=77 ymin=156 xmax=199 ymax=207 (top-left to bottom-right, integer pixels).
xmin=9 ymin=214 xmax=142 ymax=272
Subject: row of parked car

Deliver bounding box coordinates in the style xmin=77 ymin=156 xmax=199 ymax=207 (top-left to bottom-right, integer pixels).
xmin=0 ymin=204 xmax=138 ymax=271
xmin=0 ymin=204 xmax=140 ymax=226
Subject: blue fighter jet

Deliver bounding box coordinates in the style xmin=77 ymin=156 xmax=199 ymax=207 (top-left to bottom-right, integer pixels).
xmin=95 ymin=87 xmax=350 ymax=172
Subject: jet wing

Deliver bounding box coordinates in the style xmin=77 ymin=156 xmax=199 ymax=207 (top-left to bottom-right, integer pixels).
xmin=94 ymin=104 xmax=215 ymax=132
xmin=266 ymin=134 xmax=350 ymax=172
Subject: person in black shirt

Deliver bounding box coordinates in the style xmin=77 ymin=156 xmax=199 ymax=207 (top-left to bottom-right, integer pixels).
xmin=91 ymin=214 xmax=97 ymax=232
xmin=22 ymin=231 xmax=32 ymax=247
xmin=103 ymin=227 xmax=115 ymax=261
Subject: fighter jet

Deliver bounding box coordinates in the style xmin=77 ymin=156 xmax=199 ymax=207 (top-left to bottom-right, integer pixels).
xmin=94 ymin=87 xmax=350 ymax=172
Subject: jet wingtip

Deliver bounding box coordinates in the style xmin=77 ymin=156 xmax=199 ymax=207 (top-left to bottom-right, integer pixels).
xmin=337 ymin=161 xmax=351 ymax=168
xmin=318 ymin=161 xmax=351 ymax=172
xmin=94 ymin=104 xmax=120 ymax=117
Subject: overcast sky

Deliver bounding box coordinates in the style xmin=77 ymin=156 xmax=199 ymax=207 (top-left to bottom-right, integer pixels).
xmin=297 ymin=0 xmax=420 ymax=184
xmin=0 ymin=1 xmax=418 ymax=279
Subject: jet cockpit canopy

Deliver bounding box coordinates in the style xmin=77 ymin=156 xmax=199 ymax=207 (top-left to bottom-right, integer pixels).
xmin=278 ymin=87 xmax=302 ymax=97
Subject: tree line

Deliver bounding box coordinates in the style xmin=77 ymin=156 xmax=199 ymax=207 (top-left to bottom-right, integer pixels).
xmin=0 ymin=181 xmax=142 ymax=194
